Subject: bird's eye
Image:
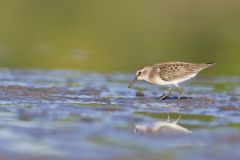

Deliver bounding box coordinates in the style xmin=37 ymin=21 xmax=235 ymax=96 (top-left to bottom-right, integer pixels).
xmin=138 ymin=71 xmax=141 ymax=75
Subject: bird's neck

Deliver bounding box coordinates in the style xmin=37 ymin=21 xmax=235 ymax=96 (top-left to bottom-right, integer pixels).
xmin=145 ymin=67 xmax=156 ymax=83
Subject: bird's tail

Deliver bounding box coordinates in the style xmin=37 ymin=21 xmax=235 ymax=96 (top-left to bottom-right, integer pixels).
xmin=197 ymin=62 xmax=216 ymax=71
xmin=206 ymin=62 xmax=216 ymax=66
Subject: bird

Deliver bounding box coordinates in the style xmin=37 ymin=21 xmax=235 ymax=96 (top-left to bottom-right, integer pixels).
xmin=128 ymin=61 xmax=215 ymax=100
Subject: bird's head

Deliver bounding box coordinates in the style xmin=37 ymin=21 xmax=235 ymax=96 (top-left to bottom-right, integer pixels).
xmin=128 ymin=66 xmax=152 ymax=88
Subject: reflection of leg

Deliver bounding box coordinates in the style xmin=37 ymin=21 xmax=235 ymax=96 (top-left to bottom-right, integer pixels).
xmin=166 ymin=112 xmax=170 ymax=122
xmin=166 ymin=112 xmax=181 ymax=123
xmin=159 ymin=87 xmax=171 ymax=100
xmin=175 ymin=84 xmax=183 ymax=101
xmin=173 ymin=112 xmax=181 ymax=124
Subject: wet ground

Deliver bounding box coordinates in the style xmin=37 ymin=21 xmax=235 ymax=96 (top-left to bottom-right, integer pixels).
xmin=0 ymin=69 xmax=239 ymax=160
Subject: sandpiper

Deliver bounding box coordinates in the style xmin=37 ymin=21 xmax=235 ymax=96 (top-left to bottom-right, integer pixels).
xmin=128 ymin=61 xmax=215 ymax=100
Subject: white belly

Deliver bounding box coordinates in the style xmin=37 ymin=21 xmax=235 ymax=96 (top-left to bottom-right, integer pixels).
xmin=154 ymin=73 xmax=197 ymax=86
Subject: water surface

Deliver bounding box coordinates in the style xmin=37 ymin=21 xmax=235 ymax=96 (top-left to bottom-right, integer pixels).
xmin=0 ymin=69 xmax=239 ymax=160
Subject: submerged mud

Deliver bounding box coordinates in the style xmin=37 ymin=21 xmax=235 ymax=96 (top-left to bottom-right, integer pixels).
xmin=0 ymin=69 xmax=239 ymax=160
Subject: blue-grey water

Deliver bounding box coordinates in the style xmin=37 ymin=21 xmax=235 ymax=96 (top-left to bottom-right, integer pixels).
xmin=0 ymin=69 xmax=239 ymax=160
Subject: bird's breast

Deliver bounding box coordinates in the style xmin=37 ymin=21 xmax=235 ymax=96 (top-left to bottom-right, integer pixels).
xmin=148 ymin=73 xmax=198 ymax=86
xmin=154 ymin=78 xmax=172 ymax=85
xmin=147 ymin=76 xmax=170 ymax=86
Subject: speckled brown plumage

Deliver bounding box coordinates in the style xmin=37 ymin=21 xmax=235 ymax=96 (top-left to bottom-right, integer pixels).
xmin=150 ymin=62 xmax=215 ymax=81
xmin=128 ymin=61 xmax=215 ymax=100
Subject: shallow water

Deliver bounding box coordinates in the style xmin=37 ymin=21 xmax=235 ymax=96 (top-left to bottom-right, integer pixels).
xmin=0 ymin=69 xmax=239 ymax=160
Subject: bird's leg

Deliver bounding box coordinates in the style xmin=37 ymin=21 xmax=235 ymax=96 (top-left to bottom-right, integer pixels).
xmin=175 ymin=84 xmax=183 ymax=101
xmin=159 ymin=87 xmax=171 ymax=100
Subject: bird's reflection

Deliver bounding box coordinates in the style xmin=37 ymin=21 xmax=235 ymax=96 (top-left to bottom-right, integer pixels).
xmin=134 ymin=114 xmax=191 ymax=134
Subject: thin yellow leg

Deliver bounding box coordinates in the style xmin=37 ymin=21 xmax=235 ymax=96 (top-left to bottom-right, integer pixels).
xmin=176 ymin=85 xmax=183 ymax=101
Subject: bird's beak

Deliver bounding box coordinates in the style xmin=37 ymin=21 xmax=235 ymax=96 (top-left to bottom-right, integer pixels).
xmin=128 ymin=76 xmax=138 ymax=88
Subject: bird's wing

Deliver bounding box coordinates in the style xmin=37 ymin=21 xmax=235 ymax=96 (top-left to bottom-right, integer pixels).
xmin=153 ymin=62 xmax=200 ymax=81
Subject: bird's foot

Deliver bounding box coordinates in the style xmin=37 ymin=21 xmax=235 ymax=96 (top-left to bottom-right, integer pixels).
xmin=157 ymin=96 xmax=192 ymax=101
xmin=158 ymin=94 xmax=170 ymax=100
xmin=177 ymin=96 xmax=192 ymax=100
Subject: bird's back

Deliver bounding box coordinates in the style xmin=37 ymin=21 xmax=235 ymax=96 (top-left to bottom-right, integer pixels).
xmin=151 ymin=61 xmax=215 ymax=82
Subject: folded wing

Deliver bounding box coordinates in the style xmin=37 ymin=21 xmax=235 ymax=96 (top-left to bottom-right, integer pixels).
xmin=153 ymin=62 xmax=211 ymax=81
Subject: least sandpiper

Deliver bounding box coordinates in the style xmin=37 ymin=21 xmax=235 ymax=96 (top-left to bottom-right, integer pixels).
xmin=128 ymin=61 xmax=215 ymax=100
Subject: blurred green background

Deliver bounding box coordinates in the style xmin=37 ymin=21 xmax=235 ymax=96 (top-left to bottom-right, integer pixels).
xmin=0 ymin=0 xmax=239 ymax=74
